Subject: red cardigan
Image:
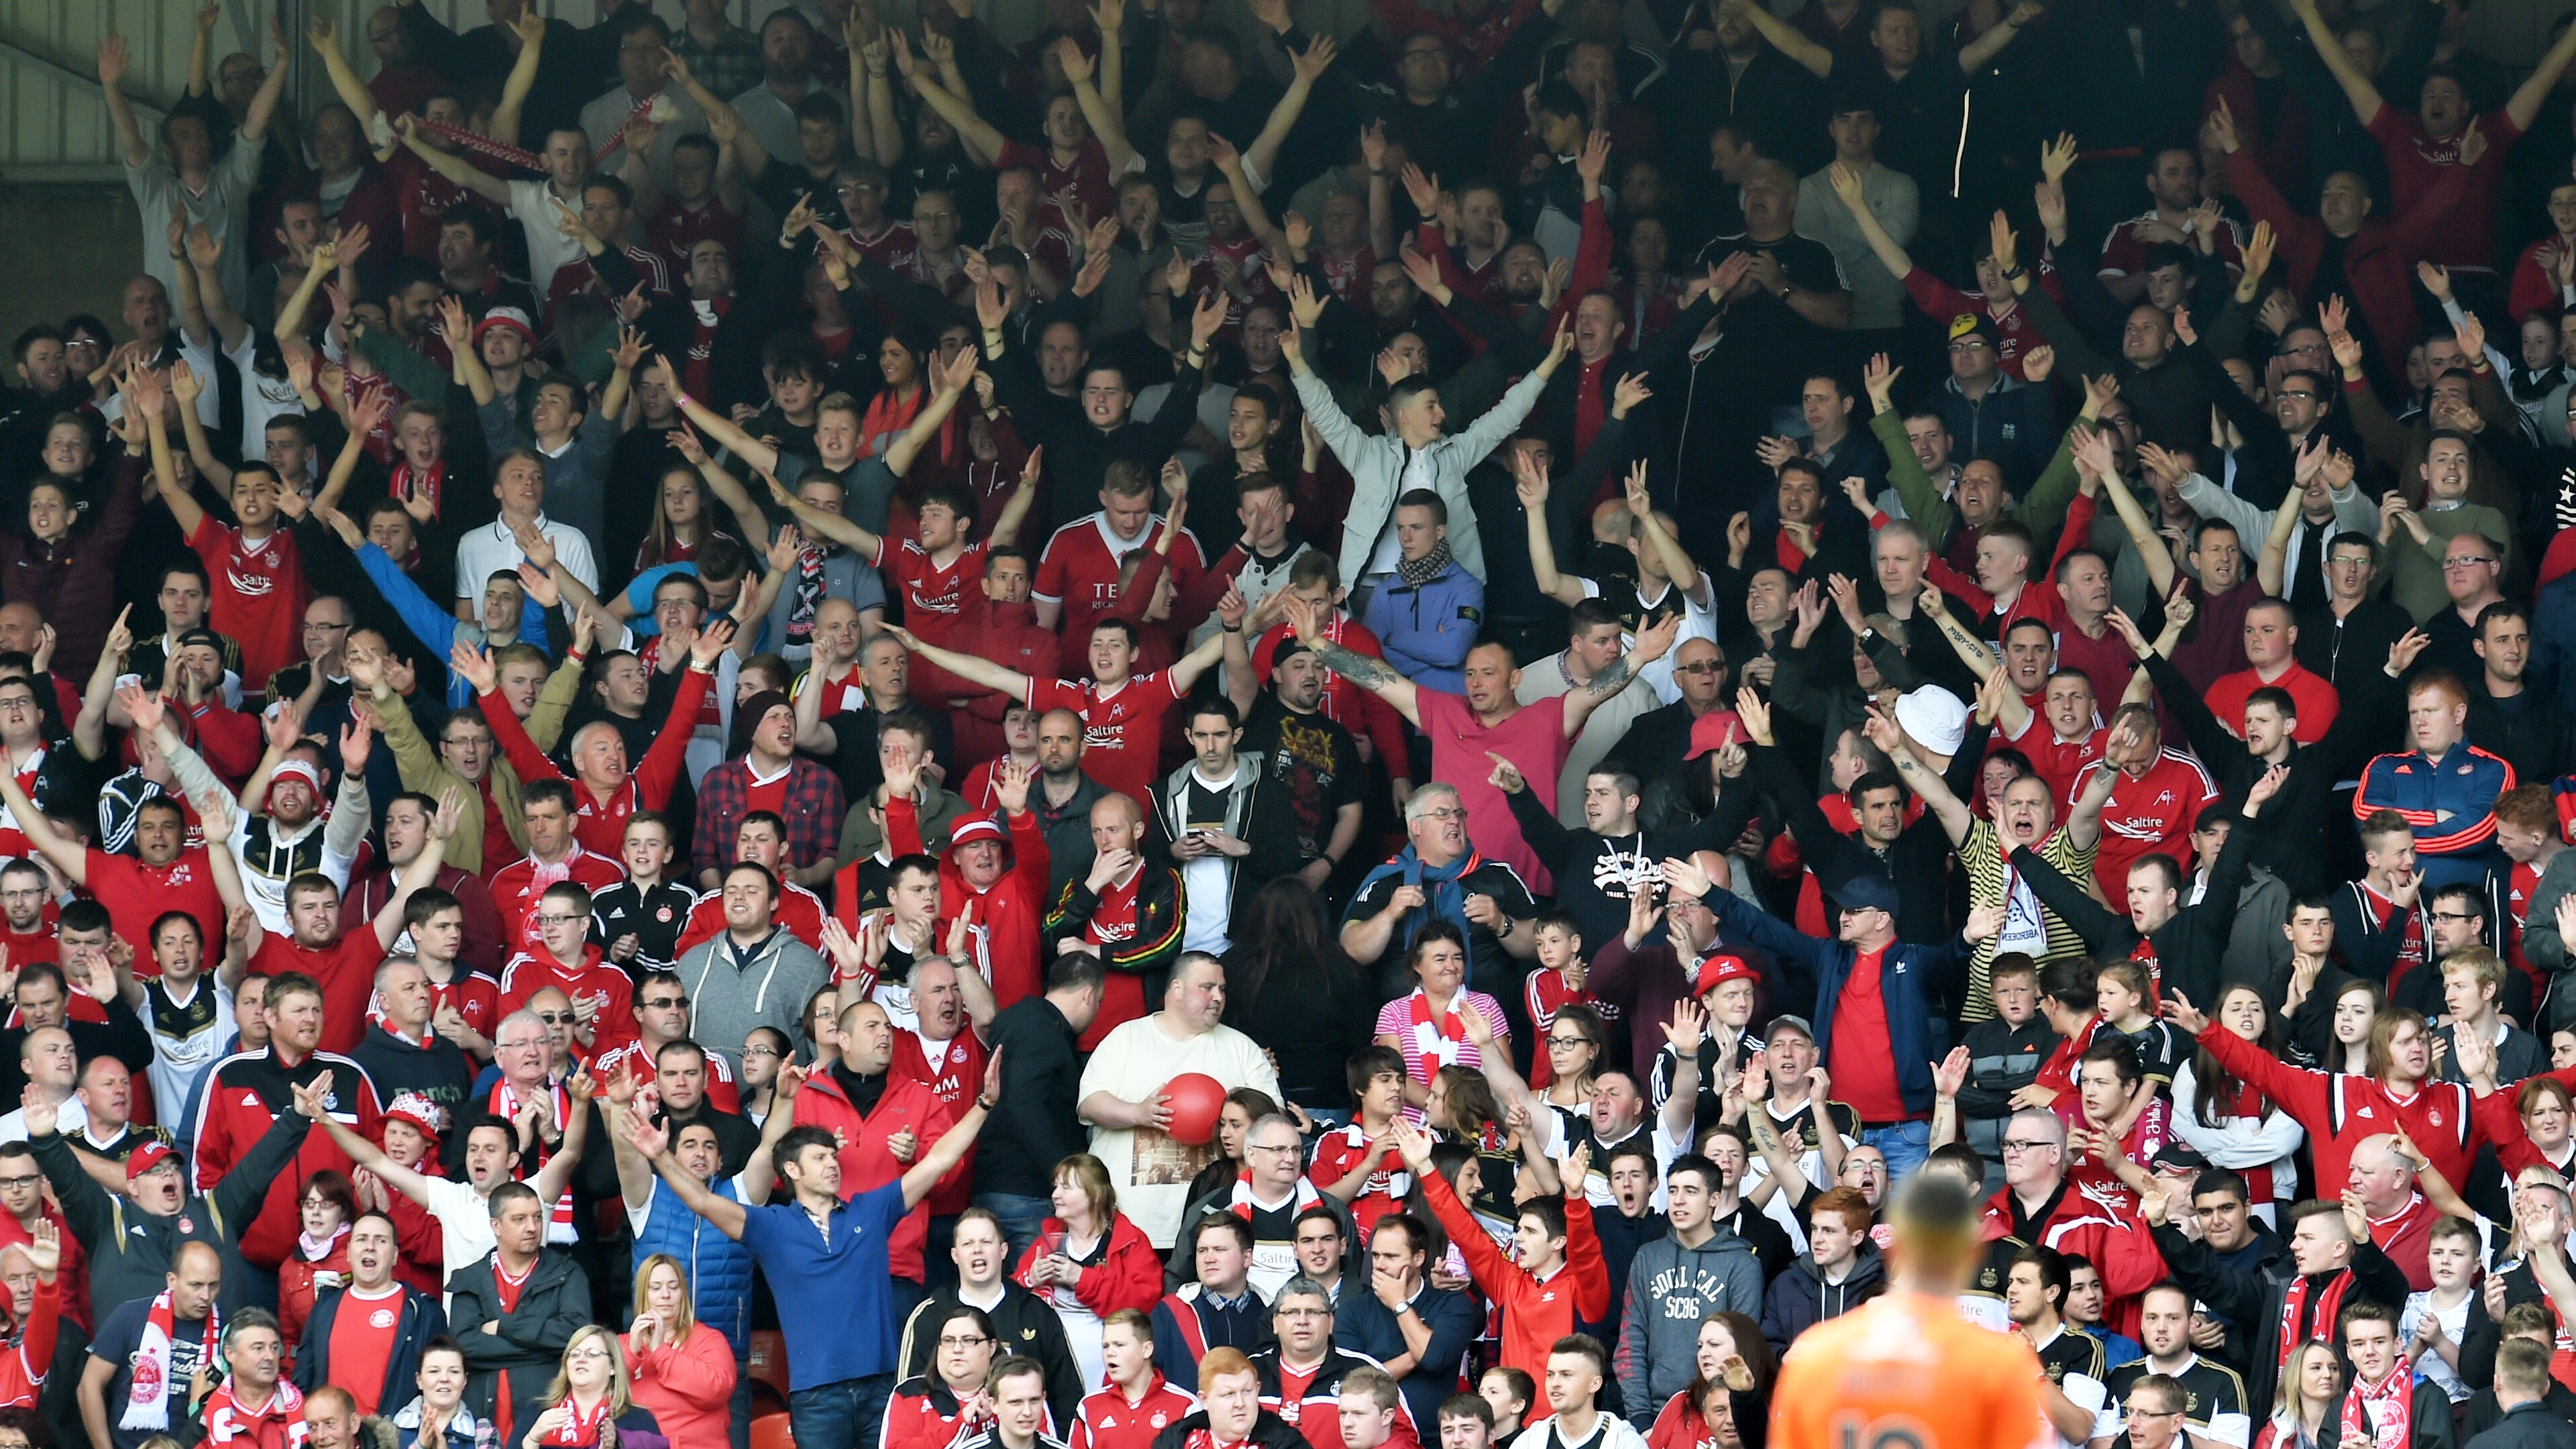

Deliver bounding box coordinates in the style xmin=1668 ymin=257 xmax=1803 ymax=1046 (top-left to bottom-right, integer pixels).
xmin=625 ymin=1323 xmax=737 ymax=1449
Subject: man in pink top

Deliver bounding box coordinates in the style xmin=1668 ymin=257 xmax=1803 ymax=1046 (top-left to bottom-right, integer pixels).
xmin=1280 ymin=597 xmax=1679 ymax=896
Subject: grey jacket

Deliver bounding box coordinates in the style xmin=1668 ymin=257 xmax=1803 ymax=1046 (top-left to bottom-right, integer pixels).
xmin=676 ymin=927 xmax=831 ymax=1077
xmin=1295 ymin=362 xmax=1551 ymax=589
xmin=1615 ymin=1226 xmax=1766 ymax=1418
xmin=2519 ymin=848 xmax=2576 ymax=1032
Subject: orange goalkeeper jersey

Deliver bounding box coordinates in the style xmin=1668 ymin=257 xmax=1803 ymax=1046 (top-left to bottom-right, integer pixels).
xmin=1771 ymin=1292 xmax=2049 ymax=1449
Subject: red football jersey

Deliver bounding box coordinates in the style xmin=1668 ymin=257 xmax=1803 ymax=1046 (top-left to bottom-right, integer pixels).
xmin=1034 ymin=514 xmax=1207 ymax=647
xmin=2084 ymin=750 xmax=2220 ymax=896
xmin=1028 ymin=673 xmax=1185 ymax=808
xmin=878 ymin=538 xmax=988 ymax=642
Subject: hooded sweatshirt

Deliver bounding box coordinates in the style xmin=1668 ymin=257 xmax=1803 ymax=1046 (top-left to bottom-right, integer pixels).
xmin=1617 ymin=1226 xmax=1767 ymax=1415
xmin=1760 ymin=1248 xmax=1887 ymax=1356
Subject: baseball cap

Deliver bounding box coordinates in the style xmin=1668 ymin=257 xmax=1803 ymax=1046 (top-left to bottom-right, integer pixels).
xmin=1833 ymin=873 xmax=1900 ymax=917
xmin=1693 ymin=954 xmax=1759 ymax=998
xmin=126 ymin=1140 xmax=182 ymax=1181
xmin=1766 ymin=1015 xmax=1815 ymax=1046
xmin=1684 ymin=710 xmax=1746 ymax=761
xmin=949 ymin=815 xmax=1007 ymax=849
xmin=1949 ymin=313 xmax=2000 ymax=351
xmin=474 ymin=306 xmax=537 ymax=343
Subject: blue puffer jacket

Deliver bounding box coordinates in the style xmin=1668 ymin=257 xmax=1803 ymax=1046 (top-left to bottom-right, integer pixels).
xmin=633 ymin=1176 xmax=755 ymax=1355
xmin=1362 ymin=558 xmax=1484 ymax=692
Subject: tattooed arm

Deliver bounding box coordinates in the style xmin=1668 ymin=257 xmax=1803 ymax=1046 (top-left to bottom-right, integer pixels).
xmin=1562 ymin=613 xmax=1684 ymax=738
xmin=1297 ymin=606 xmax=1424 ymax=727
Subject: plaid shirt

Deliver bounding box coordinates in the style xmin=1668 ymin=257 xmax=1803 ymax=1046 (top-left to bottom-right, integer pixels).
xmin=671 ymin=23 xmax=764 ymax=107
xmin=692 ymin=755 xmax=847 ymax=883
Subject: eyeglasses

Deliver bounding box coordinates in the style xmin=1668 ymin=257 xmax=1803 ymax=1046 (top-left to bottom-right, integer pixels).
xmin=938 ymin=1335 xmax=993 ymax=1348
xmin=1246 ymin=1142 xmax=1302 ymax=1156
xmin=569 ymin=1345 xmax=615 ymax=1361
xmin=2278 ymin=388 xmax=2318 ymax=401
xmin=537 ymin=913 xmax=591 ymax=926
xmin=2125 ymin=1408 xmax=2182 ymax=1420
xmin=1418 ymin=808 xmax=1466 ymax=822
xmin=534 ymin=1012 xmax=575 ymax=1024
xmin=1675 ymin=660 xmax=1726 ymax=674
xmin=743 ymin=1044 xmax=783 ymax=1059
xmin=2443 ymin=557 xmax=2496 ymax=570
xmin=2430 ymin=910 xmax=2480 ymax=923
xmin=1545 ymin=1035 xmax=1591 ymax=1047
xmin=1999 ymin=1139 xmax=2058 ymax=1155
xmin=0 ymin=1176 xmax=39 ymax=1191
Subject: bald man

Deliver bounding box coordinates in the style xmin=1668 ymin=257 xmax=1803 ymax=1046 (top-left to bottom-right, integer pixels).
xmin=1042 ymin=794 xmax=1186 ymax=1051
xmin=790 ymin=999 xmax=961 ymax=1294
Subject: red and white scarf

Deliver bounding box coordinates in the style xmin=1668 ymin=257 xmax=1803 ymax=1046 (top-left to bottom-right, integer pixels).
xmin=539 ymin=1394 xmax=613 ymax=1447
xmin=1407 ymin=989 xmax=1470 ymax=1071
xmin=490 ymin=1077 xmax=578 ymax=1240
xmin=119 ymin=1289 xmax=217 ymax=1431
xmin=203 ymin=1378 xmax=304 ymax=1445
xmin=2277 ymin=1268 xmax=2354 ymax=1372
xmin=1332 ymin=1122 xmax=1413 ymax=1199
xmin=417 ymin=93 xmax=667 ymax=172
xmin=1229 ymin=1169 xmax=1322 ymax=1222
xmin=2341 ymin=1362 xmax=2414 ymax=1449
xmin=389 ymin=457 xmax=445 ymax=520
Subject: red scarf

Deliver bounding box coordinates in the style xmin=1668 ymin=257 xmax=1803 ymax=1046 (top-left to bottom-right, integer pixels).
xmin=1409 ymin=988 xmax=1469 ymax=1069
xmin=859 ymin=384 xmax=926 ymax=459
xmin=2341 ymin=1361 xmax=2413 ymax=1449
xmin=541 ymin=1395 xmax=612 ymax=1447
xmin=389 ymin=457 xmax=445 ymax=521
xmin=489 ymin=1077 xmax=577 ymax=1238
xmin=2279 ymin=1269 xmax=2354 ymax=1371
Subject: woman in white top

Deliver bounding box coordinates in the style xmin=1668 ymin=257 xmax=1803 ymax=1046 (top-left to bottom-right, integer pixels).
xmin=2168 ymin=985 xmax=2305 ymax=1226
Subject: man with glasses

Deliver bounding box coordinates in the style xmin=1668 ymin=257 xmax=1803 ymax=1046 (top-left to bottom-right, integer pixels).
xmin=2414 ymin=534 xmax=2511 ymax=684
xmin=592 ymin=968 xmax=742 ymax=1114
xmin=499 ymin=880 xmax=638 ymax=1058
xmin=1178 ymin=1107 xmax=1351 ymax=1293
xmin=491 ymin=781 xmax=628 ymax=961
xmin=262 ymin=596 xmax=356 ymax=714
xmin=1607 ymin=638 xmax=1730 ymax=824
xmin=2381 ymin=435 xmax=2512 ymax=625
xmin=1248 ymin=1278 xmax=1411 ymax=1449
xmin=1969 ymin=1110 xmax=2165 ymax=1329
xmin=2294 ymin=535 xmax=2416 ymax=732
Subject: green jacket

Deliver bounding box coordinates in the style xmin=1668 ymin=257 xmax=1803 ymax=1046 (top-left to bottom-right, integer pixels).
xmin=374 ymin=681 xmax=529 ymax=870
xmin=1872 ymin=407 xmax=2084 ymax=555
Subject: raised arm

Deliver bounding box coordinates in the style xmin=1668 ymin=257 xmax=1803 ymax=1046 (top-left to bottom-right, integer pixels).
xmin=1514 ymin=448 xmax=1591 ymax=607
xmin=900 ymin=50 xmax=1008 ymax=163
xmin=1284 ymin=593 xmax=1419 ymax=725
xmin=887 ymin=625 xmax=1034 ymax=699
xmin=394 ymin=115 xmax=515 ymax=207
xmin=653 ymin=354 xmax=780 ymax=476
xmin=234 ymin=17 xmax=293 ymax=146
xmin=1825 ymin=163 xmax=1915 ymax=283
xmin=1562 ymin=612 xmax=1681 ymax=739
xmin=1858 ymin=697 xmax=1975 ymax=844
xmin=2081 ymin=428 xmax=2177 ymax=597
xmin=1244 ymin=34 xmax=1333 ymax=184
xmin=1056 ymin=40 xmax=1138 ymax=175
xmin=1732 ymin=0 xmax=1833 ymax=78
xmin=95 ymin=36 xmax=153 ymax=169
xmin=2288 ymin=0 xmax=2385 ymax=127
xmin=488 ymin=9 xmax=547 ymax=148
xmin=631 ymin=1107 xmax=748 ymax=1239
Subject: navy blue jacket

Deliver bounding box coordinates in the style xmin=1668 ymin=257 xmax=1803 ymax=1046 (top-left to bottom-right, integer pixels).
xmin=1702 ymin=888 xmax=1967 ymax=1116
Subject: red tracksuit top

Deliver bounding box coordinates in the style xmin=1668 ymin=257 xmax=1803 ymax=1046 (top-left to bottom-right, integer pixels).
xmin=1417 ymin=1169 xmax=1609 ymax=1374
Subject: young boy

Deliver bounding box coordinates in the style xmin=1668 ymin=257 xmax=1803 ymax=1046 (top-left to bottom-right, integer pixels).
xmin=590 ymin=812 xmax=696 ymax=974
xmin=1310 ymin=1046 xmax=1409 ymax=1236
xmin=1523 ymin=912 xmax=1611 ymax=1090
xmin=1951 ymin=955 xmax=2057 ymax=1174
xmin=1476 ymin=1372 xmax=1531 ymax=1445
xmin=402 ymin=888 xmax=499 ymax=1062
xmin=154 ymin=449 xmax=307 ymax=692
xmin=2400 ymin=1216 xmax=2481 ymax=1405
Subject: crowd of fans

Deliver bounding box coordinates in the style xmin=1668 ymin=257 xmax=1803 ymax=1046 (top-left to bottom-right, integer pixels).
xmin=28 ymin=0 xmax=2576 ymax=1445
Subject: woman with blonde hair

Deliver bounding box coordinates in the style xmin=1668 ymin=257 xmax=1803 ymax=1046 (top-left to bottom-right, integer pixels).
xmin=2253 ymin=1339 xmax=2344 ymax=1449
xmin=527 ymin=1324 xmax=664 ymax=1448
xmin=1012 ymin=1153 xmax=1164 ymax=1389
xmin=621 ymin=1255 xmax=735 ymax=1449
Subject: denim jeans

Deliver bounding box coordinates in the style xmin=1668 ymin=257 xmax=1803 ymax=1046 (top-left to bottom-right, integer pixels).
xmin=789 ymin=1373 xmax=894 ymax=1449
xmin=730 ymin=1356 xmax=752 ymax=1449
xmin=1863 ymin=1120 xmax=1931 ymax=1184
xmin=975 ymin=1192 xmax=1054 ymax=1265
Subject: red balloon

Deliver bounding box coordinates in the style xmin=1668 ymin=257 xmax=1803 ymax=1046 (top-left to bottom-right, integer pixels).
xmin=1163 ymin=1073 xmax=1228 ymax=1146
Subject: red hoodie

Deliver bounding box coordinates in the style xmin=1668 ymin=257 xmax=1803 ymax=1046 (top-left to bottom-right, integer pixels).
xmin=1417 ymin=1170 xmax=1609 ymax=1374
xmin=885 ymin=796 xmax=1053 ymax=1010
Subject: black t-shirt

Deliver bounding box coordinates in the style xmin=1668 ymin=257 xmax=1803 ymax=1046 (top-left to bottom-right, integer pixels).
xmin=89 ymin=1297 xmax=211 ymax=1449
xmin=751 ymin=156 xmax=849 ymax=233
xmin=1243 ymin=696 xmax=1364 ymax=861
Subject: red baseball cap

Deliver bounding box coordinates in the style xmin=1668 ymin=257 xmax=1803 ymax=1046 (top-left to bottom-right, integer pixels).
xmin=1693 ymin=953 xmax=1758 ymax=998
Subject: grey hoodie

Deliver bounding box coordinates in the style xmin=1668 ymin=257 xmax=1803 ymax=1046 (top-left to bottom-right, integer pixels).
xmin=1615 ymin=1225 xmax=1766 ymax=1420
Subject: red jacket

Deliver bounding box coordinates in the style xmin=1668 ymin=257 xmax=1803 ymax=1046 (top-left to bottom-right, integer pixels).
xmin=790 ymin=1069 xmax=961 ymax=1282
xmin=892 ymin=796 xmax=1052 ymax=1011
xmin=1072 ymin=1375 xmax=1200 ymax=1449
xmin=0 ymin=1281 xmax=57 ymax=1409
xmin=2225 ymin=146 xmax=2467 ymax=375
xmin=189 ymin=1049 xmax=382 ymax=1271
xmin=498 ymin=945 xmax=638 ymax=1056
xmin=885 ymin=1377 xmax=996 ymax=1449
xmin=2509 ymin=236 xmax=2576 ymax=325
xmin=480 ymin=669 xmax=709 ymax=858
xmin=1979 ymin=1170 xmax=2165 ymax=1334
xmin=2198 ymin=1020 xmax=2485 ymax=1191
xmin=1010 ymin=1212 xmax=1165 ymax=1320
xmin=488 ymin=847 xmax=624 ymax=955
xmin=1417 ymin=1170 xmax=1609 ymax=1374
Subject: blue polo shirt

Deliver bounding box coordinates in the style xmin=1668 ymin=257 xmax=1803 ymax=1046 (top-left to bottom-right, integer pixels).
xmin=739 ymin=1181 xmax=908 ymax=1389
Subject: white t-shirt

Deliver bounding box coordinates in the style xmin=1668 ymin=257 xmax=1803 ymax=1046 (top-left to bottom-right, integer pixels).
xmin=1077 ymin=1016 xmax=1279 ymax=1248
xmin=420 ymin=1175 xmax=499 ymax=1301
xmin=454 ymin=515 xmax=600 ymax=639
xmin=506 ymin=179 xmax=592 ymax=304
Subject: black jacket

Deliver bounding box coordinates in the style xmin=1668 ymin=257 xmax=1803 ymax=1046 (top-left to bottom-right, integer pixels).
xmin=2464 ymin=1385 xmax=2576 ymax=1444
xmin=2010 ymin=802 xmax=2257 ymax=1008
xmin=1505 ymin=783 xmax=1739 ymax=955
xmin=897 ymin=1281 xmax=1086 ymax=1430
xmin=2155 ymin=1221 xmax=2408 ymax=1410
xmin=2467 ymin=685 xmax=2576 ymax=789
xmin=445 ymin=1249 xmax=593 ymax=1433
xmin=1149 ymin=757 xmax=1307 ymax=933
xmin=976 ymin=996 xmax=1085 ymax=1198
xmin=1749 ymin=741 xmax=1962 ymax=951
xmin=32 ymin=1112 xmax=309 ymax=1323
xmin=2140 ymin=651 xmax=2351 ymax=898
xmin=0 ymin=997 xmax=152 ymax=1103
xmin=1148 ymin=1408 xmax=1311 ymax=1449
xmin=294 ymin=1283 xmax=449 ymax=1411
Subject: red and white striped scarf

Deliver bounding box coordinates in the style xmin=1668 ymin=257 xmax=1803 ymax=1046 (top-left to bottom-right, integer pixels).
xmin=2341 ymin=1361 xmax=2414 ymax=1449
xmin=489 ymin=1077 xmax=578 ymax=1241
xmin=1230 ymin=1169 xmax=1321 ymax=1222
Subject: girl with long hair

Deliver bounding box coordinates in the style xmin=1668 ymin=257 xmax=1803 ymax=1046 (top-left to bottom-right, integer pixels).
xmin=633 ymin=464 xmax=745 ymax=571
xmin=2255 ymin=1340 xmax=2345 ymax=1449
xmin=1538 ymin=1004 xmax=1609 ymax=1135
xmin=2168 ymin=985 xmax=2305 ymax=1225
